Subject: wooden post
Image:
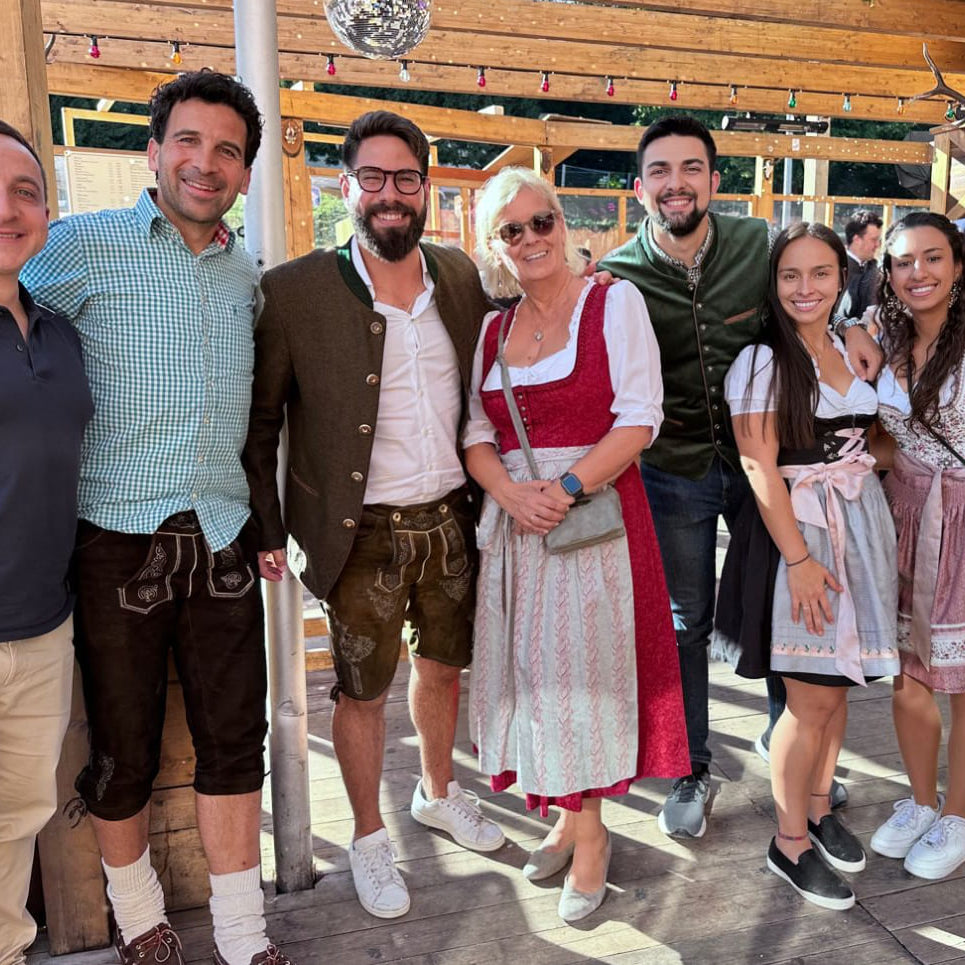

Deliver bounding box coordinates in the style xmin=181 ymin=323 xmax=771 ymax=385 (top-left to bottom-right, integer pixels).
xmin=1 ymin=0 xmax=58 ymax=217
xmin=754 ymin=156 xmax=775 ymax=225
xmin=803 ymin=159 xmax=830 ymax=225
xmin=280 ymin=118 xmax=316 ymax=259
xmin=36 ymin=662 xmax=110 ymax=954
xmin=930 ymin=130 xmax=965 ymax=221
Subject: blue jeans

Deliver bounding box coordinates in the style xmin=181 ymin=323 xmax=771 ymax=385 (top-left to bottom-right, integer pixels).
xmin=642 ymin=456 xmax=750 ymax=769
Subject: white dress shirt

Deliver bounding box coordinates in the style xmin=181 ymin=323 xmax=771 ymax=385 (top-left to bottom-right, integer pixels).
xmin=351 ymin=238 xmax=466 ymax=506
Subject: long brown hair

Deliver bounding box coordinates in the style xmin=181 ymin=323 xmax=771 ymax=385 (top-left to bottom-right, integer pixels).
xmin=878 ymin=212 xmax=965 ymax=430
xmin=756 ymin=222 xmax=848 ymax=448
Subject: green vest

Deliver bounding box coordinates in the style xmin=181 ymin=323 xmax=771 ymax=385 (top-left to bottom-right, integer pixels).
xmin=600 ymin=213 xmax=769 ymax=480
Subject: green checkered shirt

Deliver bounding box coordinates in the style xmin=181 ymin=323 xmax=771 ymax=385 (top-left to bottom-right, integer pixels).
xmin=21 ymin=189 xmax=258 ymax=550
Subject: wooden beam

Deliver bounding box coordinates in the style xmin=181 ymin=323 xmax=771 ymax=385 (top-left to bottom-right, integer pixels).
xmin=42 ymin=0 xmax=965 ymax=74
xmin=40 ymin=1 xmax=965 ymax=102
xmin=544 ymin=121 xmax=933 ymax=164
xmin=571 ymin=0 xmax=965 ymax=42
xmin=3 ymin=0 xmax=58 ymax=216
xmin=280 ymin=119 xmax=316 ymax=259
xmin=44 ymin=39 xmax=951 ymax=126
xmin=44 ymin=65 xmax=936 ymax=166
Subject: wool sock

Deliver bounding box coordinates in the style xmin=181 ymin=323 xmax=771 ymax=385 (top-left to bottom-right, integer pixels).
xmin=103 ymin=846 xmax=167 ymax=946
xmin=209 ymin=866 xmax=269 ymax=965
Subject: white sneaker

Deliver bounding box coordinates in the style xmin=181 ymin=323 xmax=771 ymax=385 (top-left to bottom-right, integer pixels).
xmin=349 ymin=828 xmax=410 ymax=919
xmin=411 ymin=779 xmax=505 ymax=852
xmin=870 ymin=794 xmax=944 ymax=859
xmin=904 ymin=814 xmax=965 ymax=880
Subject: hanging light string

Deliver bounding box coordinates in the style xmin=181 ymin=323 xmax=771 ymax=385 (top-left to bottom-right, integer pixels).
xmin=55 ymin=33 xmax=933 ymax=118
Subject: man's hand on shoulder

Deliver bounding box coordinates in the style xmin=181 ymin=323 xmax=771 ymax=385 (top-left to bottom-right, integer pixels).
xmin=844 ymin=324 xmax=884 ymax=382
xmin=592 ymin=268 xmax=618 ymax=286
xmin=258 ymin=548 xmax=288 ymax=582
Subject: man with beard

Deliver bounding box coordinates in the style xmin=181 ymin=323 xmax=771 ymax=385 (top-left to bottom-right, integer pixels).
xmin=243 ymin=110 xmax=503 ymax=920
xmin=600 ymin=116 xmax=878 ymax=842
xmin=22 ymin=72 xmax=292 ymax=965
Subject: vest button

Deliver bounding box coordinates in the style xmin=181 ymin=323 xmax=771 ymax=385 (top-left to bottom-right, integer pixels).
xmin=342 ymin=518 xmax=356 ymax=529
xmin=350 ymin=471 xmax=364 ymax=482
xmin=366 ymin=373 xmax=380 ymax=385
xmin=370 ymin=321 xmax=384 ymax=335
xmin=358 ymin=424 xmax=373 ymax=435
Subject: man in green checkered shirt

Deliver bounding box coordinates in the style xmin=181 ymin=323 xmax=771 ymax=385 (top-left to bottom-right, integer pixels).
xmin=22 ymin=71 xmax=291 ymax=965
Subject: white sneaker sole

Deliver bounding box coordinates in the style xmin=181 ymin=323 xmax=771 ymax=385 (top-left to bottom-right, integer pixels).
xmin=809 ymin=832 xmax=866 ymax=872
xmin=411 ymin=808 xmax=506 ymax=852
xmin=766 ymin=855 xmax=855 ymax=911
xmin=870 ymin=834 xmax=917 ymax=859
xmin=904 ymin=851 xmax=965 ymax=880
xmin=657 ymin=808 xmax=707 ymax=839
xmin=356 ymin=891 xmax=411 ymax=919
xmin=755 ymin=734 xmax=770 ymax=764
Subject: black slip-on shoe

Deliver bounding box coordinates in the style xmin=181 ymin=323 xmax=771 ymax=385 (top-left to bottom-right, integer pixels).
xmin=808 ymin=813 xmax=866 ymax=872
xmin=766 ymin=838 xmax=855 ymax=911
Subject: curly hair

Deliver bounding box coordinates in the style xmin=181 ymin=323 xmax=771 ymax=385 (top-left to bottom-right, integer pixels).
xmin=878 ymin=211 xmax=965 ymax=430
xmin=755 ymin=222 xmax=848 ymax=448
xmin=149 ymin=69 xmax=263 ymax=168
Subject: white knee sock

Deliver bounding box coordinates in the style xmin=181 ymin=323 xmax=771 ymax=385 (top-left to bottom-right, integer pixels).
xmin=103 ymin=847 xmax=167 ymax=945
xmin=209 ymin=866 xmax=269 ymax=965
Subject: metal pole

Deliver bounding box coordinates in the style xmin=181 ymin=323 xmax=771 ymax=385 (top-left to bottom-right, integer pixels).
xmin=233 ymin=0 xmax=314 ymax=893
xmin=782 ymin=119 xmax=794 ymax=228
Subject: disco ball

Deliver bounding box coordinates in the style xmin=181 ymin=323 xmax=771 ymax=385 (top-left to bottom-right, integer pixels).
xmin=324 ymin=0 xmax=431 ymax=60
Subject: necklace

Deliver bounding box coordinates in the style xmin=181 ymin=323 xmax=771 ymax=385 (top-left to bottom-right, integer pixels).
xmin=522 ymin=275 xmax=575 ymax=344
xmin=801 ymin=333 xmax=831 ymax=378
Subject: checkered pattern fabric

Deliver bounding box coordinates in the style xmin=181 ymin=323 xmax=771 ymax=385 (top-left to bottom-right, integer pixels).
xmin=21 ymin=189 xmax=258 ymax=550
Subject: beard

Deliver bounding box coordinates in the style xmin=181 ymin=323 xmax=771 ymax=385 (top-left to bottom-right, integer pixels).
xmin=352 ymin=200 xmax=427 ymax=262
xmin=651 ymin=191 xmax=708 ymax=238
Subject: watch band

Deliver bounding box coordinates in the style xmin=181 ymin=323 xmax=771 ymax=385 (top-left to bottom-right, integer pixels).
xmin=832 ymin=314 xmax=868 ymax=338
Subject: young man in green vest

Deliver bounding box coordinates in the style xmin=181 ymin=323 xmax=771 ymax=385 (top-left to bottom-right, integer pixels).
xmin=600 ymin=116 xmax=879 ymax=840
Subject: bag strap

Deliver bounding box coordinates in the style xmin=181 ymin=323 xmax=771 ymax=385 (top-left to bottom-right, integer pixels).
xmin=495 ymin=305 xmax=541 ymax=481
xmin=923 ymin=421 xmax=965 ymax=467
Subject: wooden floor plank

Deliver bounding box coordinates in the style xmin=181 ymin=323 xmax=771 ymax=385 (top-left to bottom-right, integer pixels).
xmin=27 ymin=658 xmax=963 ymax=965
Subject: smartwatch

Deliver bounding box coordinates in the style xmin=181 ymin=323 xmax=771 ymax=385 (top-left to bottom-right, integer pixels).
xmin=559 ymin=472 xmax=585 ymax=500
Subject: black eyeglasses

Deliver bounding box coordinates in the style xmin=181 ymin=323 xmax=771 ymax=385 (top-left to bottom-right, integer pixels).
xmin=495 ymin=211 xmax=557 ymax=245
xmin=346 ymin=166 xmax=426 ymax=195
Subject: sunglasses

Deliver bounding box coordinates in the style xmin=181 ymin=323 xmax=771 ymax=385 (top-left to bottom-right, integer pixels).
xmin=495 ymin=211 xmax=557 ymax=245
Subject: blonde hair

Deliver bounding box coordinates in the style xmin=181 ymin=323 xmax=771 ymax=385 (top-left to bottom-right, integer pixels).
xmin=474 ymin=166 xmax=585 ymax=297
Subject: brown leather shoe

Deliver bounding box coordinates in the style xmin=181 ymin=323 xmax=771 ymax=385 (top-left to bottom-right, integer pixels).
xmin=114 ymin=924 xmax=185 ymax=965
xmin=213 ymin=944 xmax=293 ymax=965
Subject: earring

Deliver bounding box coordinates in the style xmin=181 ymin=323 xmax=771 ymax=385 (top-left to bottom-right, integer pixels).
xmin=885 ymin=289 xmax=903 ymax=315
xmin=950 ymin=280 xmax=962 ymax=308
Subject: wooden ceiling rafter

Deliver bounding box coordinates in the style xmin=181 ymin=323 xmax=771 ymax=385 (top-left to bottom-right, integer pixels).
xmin=43 ymin=0 xmax=965 ymax=124
xmin=45 ymin=63 xmax=935 ymax=167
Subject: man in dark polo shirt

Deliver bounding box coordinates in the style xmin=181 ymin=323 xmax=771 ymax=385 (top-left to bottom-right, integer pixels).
xmin=0 ymin=120 xmax=92 ymax=964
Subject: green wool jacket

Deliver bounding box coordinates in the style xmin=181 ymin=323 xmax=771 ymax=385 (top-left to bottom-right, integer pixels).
xmin=242 ymin=240 xmax=492 ymax=601
xmin=600 ymin=213 xmax=770 ymax=480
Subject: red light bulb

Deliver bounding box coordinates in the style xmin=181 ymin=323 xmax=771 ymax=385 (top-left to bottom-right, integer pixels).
xmin=326 ymin=55 xmax=336 ymax=76
xmin=477 ymin=67 xmax=486 ymax=88
xmin=540 ymin=71 xmax=550 ymax=93
xmin=88 ymin=36 xmax=101 ymax=58
xmin=605 ymin=76 xmax=615 ymax=97
xmin=669 ymin=81 xmax=678 ymax=101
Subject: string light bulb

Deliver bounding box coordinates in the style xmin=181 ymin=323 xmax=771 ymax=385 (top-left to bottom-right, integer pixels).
xmin=729 ymin=85 xmax=738 ymax=106
xmin=787 ymin=89 xmax=797 ymax=110
xmin=540 ymin=71 xmax=550 ymax=93
xmin=669 ymin=80 xmax=678 ymax=101
xmin=399 ymin=60 xmax=411 ymax=82
xmin=946 ymin=101 xmax=957 ymax=121
xmin=326 ymin=54 xmax=336 ymax=76
xmin=477 ymin=66 xmax=486 ymax=88
xmin=605 ymin=76 xmax=615 ymax=97
xmin=170 ymin=41 xmax=182 ymax=65
xmin=843 ymin=93 xmax=852 ymax=112
xmin=897 ymin=97 xmax=904 ymax=115
xmin=88 ymin=35 xmax=100 ymax=58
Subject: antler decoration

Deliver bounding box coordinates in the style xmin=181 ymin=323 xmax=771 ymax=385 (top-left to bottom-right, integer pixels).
xmin=907 ymin=43 xmax=965 ymax=114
